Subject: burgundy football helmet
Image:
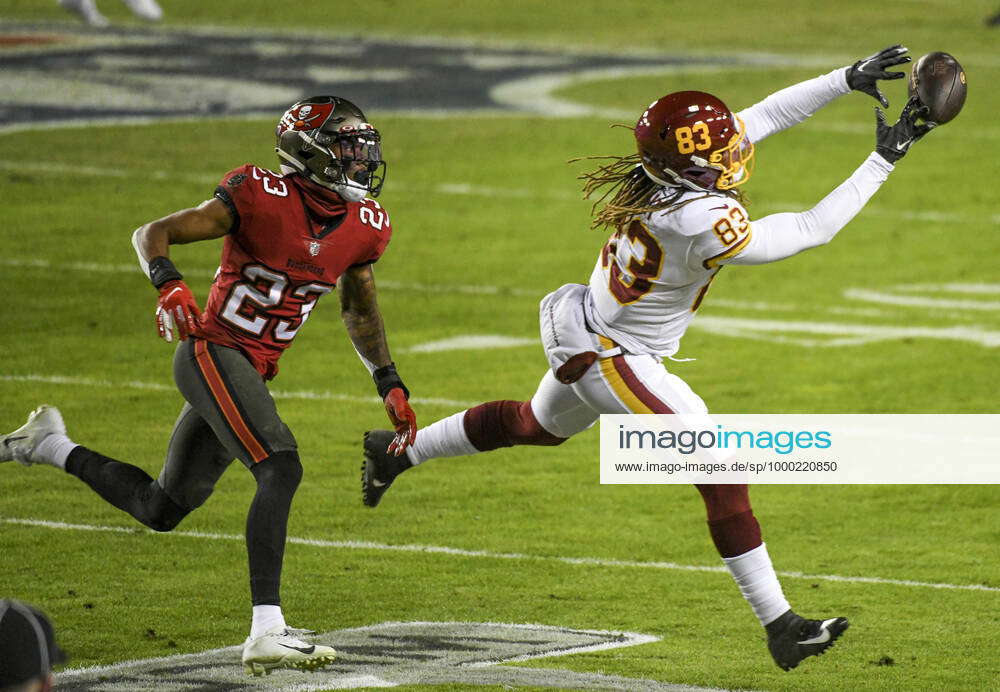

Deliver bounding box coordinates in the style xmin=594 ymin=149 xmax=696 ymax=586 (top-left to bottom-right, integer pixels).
xmin=634 ymin=90 xmax=754 ymax=192
xmin=275 ymin=95 xmax=385 ymax=201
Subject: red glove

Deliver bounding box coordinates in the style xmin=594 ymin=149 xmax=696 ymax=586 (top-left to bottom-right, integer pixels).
xmin=155 ymin=280 xmax=202 ymax=343
xmin=384 ymin=387 xmax=417 ymax=455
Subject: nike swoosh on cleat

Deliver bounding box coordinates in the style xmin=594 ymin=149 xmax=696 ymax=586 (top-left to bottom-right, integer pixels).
xmin=278 ymin=643 xmax=316 ymax=654
xmin=798 ymin=619 xmax=839 ymax=645
xmin=798 ymin=629 xmax=831 ymax=645
xmin=371 ymin=479 xmax=387 ymax=488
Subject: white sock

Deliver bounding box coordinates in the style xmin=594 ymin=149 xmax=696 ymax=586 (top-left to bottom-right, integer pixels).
xmin=722 ymin=543 xmax=791 ymax=627
xmin=405 ymin=410 xmax=478 ymax=465
xmin=33 ymin=434 xmax=79 ymax=470
xmin=250 ymin=605 xmax=286 ymax=639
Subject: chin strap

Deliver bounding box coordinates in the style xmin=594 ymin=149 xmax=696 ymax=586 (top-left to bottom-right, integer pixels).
xmin=333 ymin=181 xmax=367 ymax=202
xmin=280 ymin=161 xmax=368 ymax=202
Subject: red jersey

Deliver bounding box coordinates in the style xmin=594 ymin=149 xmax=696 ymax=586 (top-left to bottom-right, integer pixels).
xmin=197 ymin=164 xmax=391 ymax=380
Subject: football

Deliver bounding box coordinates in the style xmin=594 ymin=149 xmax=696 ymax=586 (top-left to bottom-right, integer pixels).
xmin=908 ymin=51 xmax=967 ymax=124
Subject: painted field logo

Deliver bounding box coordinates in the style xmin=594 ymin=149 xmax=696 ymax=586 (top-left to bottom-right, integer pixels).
xmin=0 ymin=23 xmax=755 ymax=131
xmin=52 ymin=621 xmax=729 ymax=691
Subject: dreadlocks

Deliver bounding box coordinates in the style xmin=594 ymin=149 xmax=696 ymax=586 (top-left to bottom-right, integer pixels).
xmin=575 ymin=150 xmax=746 ymax=232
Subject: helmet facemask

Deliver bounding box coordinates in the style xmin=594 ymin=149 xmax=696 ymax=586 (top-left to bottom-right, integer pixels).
xmin=275 ymin=96 xmax=386 ymax=202
xmin=706 ymin=115 xmax=754 ymax=190
xmin=304 ymin=127 xmax=385 ymax=201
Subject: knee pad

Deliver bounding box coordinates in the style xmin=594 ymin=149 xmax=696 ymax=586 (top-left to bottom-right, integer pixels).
xmin=251 ymin=450 xmax=303 ymax=492
xmin=464 ymin=400 xmax=566 ymax=451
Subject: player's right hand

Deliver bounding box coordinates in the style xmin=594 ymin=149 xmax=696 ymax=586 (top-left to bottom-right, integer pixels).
xmin=155 ymin=280 xmax=202 ymax=342
xmin=874 ymin=96 xmax=935 ymax=164
xmin=847 ymin=45 xmax=910 ymax=108
xmin=384 ymin=387 xmax=417 ymax=456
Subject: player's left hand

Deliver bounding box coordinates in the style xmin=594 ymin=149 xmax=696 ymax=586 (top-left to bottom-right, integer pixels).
xmin=384 ymin=387 xmax=416 ymax=455
xmin=847 ymin=45 xmax=911 ymax=108
xmin=875 ymin=96 xmax=935 ymax=164
xmin=155 ymin=280 xmax=202 ymax=343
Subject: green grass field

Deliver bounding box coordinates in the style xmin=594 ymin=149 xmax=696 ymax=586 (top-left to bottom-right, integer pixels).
xmin=1 ymin=2 xmax=998 ymax=690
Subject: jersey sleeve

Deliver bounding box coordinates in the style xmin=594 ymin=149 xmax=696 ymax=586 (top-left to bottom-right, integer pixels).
xmin=213 ymin=164 xmax=257 ymax=235
xmin=673 ymin=197 xmax=754 ymax=270
xmin=736 ymin=67 xmax=851 ymax=144
xmin=722 ymin=152 xmax=892 ymax=266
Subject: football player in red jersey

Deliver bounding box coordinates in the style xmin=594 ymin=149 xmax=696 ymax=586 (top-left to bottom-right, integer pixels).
xmin=359 ymin=49 xmax=934 ymax=671
xmin=0 ymin=95 xmax=416 ymax=676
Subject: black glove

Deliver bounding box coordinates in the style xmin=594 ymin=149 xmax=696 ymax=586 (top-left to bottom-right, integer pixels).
xmin=847 ymin=45 xmax=911 ymax=108
xmin=875 ymin=97 xmax=935 ymax=164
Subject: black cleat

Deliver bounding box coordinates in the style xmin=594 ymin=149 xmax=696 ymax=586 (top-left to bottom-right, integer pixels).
xmin=362 ymin=430 xmax=413 ymax=508
xmin=766 ymin=610 xmax=849 ymax=671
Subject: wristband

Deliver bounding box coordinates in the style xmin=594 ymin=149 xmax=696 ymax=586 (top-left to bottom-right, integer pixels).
xmin=148 ymin=256 xmax=183 ymax=289
xmin=373 ymin=363 xmax=409 ymax=400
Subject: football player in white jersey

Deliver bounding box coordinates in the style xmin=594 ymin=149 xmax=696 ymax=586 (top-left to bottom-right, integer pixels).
xmin=362 ymin=46 xmax=933 ymax=671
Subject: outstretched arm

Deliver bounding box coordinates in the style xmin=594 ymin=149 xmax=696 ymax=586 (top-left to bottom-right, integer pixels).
xmin=725 ymin=152 xmax=892 ymax=265
xmin=724 ymin=98 xmax=932 ymax=266
xmin=340 ymin=264 xmax=417 ymax=454
xmin=738 ymin=45 xmax=911 ymax=144
xmin=131 ymin=198 xmax=232 ymax=342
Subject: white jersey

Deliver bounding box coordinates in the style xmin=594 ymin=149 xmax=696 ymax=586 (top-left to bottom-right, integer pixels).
xmin=583 ymin=65 xmax=893 ymax=358
xmin=585 ymin=191 xmax=750 ymax=357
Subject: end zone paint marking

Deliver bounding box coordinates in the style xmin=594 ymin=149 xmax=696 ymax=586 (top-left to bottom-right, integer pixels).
xmin=53 ymin=621 xmax=702 ymax=691
xmin=3 ymin=517 xmax=996 ymax=594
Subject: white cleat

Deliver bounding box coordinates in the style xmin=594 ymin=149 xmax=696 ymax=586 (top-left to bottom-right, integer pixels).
xmin=242 ymin=626 xmax=336 ymax=676
xmin=58 ymin=0 xmax=110 ymax=27
xmin=0 ymin=406 xmax=66 ymax=466
xmin=122 ymin=0 xmax=163 ymax=22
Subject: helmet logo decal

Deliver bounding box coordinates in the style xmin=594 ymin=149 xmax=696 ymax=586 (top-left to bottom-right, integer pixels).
xmin=292 ymin=104 xmax=320 ymax=128
xmin=277 ymin=101 xmax=335 ymax=134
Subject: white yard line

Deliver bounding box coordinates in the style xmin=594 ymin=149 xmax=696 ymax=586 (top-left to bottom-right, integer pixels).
xmin=694 ymin=316 xmax=1000 ymax=348
xmin=3 ymin=516 xmax=996 ymax=594
xmin=0 ymin=374 xmax=475 ymax=408
xmin=0 ymin=256 xmax=985 ymax=318
xmin=0 ymin=257 xmax=542 ymax=297
xmin=3 ymin=159 xmax=999 ymax=225
xmin=403 ymin=335 xmax=537 ymax=353
xmin=5 ymin=256 xmax=999 ymax=350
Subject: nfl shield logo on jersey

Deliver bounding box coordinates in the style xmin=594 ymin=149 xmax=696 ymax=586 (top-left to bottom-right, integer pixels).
xmin=308 ymin=241 xmax=321 ymax=256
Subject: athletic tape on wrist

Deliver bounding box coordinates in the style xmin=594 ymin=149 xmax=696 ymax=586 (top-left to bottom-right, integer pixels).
xmin=373 ymin=363 xmax=409 ymax=400
xmin=148 ymin=256 xmax=183 ymax=289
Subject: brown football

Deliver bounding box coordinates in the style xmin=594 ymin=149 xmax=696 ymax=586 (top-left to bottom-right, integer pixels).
xmin=908 ymin=51 xmax=967 ymax=124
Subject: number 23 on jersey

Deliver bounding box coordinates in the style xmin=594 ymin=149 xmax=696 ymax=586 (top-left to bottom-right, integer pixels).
xmin=220 ymin=265 xmax=333 ymax=342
